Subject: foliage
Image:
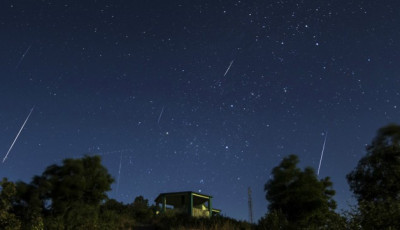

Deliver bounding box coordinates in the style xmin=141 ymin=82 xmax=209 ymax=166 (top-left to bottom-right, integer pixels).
xmin=99 ymin=198 xmax=137 ymax=229
xmin=124 ymin=195 xmax=155 ymax=224
xmin=347 ymin=124 xmax=400 ymax=202
xmin=153 ymin=213 xmax=253 ymax=230
xmin=257 ymin=209 xmax=289 ymax=230
xmin=12 ymin=148 xmax=400 ymax=229
xmin=347 ymin=124 xmax=400 ymax=229
xmin=1 ymin=155 xmax=258 ymax=229
xmin=0 ymin=178 xmax=22 ymax=230
xmin=345 ymin=200 xmax=400 ymax=230
xmin=13 ymin=181 xmax=44 ymax=230
xmin=40 ymin=155 xmax=114 ymax=209
xmin=30 ymin=155 xmax=114 ymax=229
xmin=264 ymin=154 xmax=340 ymax=228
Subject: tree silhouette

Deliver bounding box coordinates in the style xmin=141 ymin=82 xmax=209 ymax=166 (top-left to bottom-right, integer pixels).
xmin=347 ymin=124 xmax=400 ymax=228
xmin=33 ymin=155 xmax=114 ymax=229
xmin=0 ymin=178 xmax=22 ymax=229
xmin=12 ymin=181 xmax=44 ymax=229
xmin=264 ymin=154 xmax=341 ymax=228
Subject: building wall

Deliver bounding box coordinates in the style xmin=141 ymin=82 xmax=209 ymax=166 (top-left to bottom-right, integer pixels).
xmin=193 ymin=208 xmax=210 ymax=217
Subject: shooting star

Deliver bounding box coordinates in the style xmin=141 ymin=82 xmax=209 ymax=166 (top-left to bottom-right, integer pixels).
xmin=15 ymin=45 xmax=32 ymax=69
xmin=116 ymin=153 xmax=122 ymax=194
xmin=157 ymin=106 xmax=165 ymax=124
xmin=223 ymin=60 xmax=234 ymax=77
xmin=2 ymin=106 xmax=35 ymax=163
xmin=317 ymin=131 xmax=328 ymax=176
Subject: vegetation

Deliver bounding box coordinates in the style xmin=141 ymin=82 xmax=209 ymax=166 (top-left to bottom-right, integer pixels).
xmin=0 ymin=155 xmax=252 ymax=230
xmin=347 ymin=124 xmax=400 ymax=229
xmin=1 ymin=124 xmax=399 ymax=229
xmin=0 ymin=178 xmax=22 ymax=230
xmin=260 ymin=154 xmax=345 ymax=229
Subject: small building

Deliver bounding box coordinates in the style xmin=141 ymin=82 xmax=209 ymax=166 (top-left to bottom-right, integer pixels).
xmin=154 ymin=191 xmax=221 ymax=217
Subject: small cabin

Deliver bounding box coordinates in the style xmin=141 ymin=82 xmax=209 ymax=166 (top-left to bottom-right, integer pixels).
xmin=154 ymin=191 xmax=221 ymax=217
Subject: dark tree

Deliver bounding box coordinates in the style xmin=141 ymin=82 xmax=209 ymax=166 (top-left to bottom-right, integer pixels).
xmin=34 ymin=155 xmax=114 ymax=229
xmin=264 ymin=155 xmax=340 ymax=228
xmin=98 ymin=199 xmax=133 ymax=229
xmin=132 ymin=195 xmax=149 ymax=210
xmin=129 ymin=195 xmax=154 ymax=223
xmin=0 ymin=178 xmax=22 ymax=230
xmin=347 ymin=124 xmax=400 ymax=202
xmin=13 ymin=181 xmax=44 ymax=229
xmin=347 ymin=124 xmax=400 ymax=228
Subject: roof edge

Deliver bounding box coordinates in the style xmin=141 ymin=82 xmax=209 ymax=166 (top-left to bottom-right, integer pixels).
xmin=154 ymin=191 xmax=213 ymax=202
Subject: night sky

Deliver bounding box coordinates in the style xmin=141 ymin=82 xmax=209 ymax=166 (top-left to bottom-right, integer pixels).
xmin=1 ymin=0 xmax=399 ymax=221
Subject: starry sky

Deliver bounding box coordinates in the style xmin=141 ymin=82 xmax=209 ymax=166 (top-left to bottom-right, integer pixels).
xmin=0 ymin=0 xmax=399 ymax=221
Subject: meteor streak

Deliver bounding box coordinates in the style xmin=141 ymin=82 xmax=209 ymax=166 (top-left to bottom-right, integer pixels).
xmin=2 ymin=106 xmax=35 ymax=163
xmin=157 ymin=106 xmax=165 ymax=124
xmin=317 ymin=131 xmax=328 ymax=176
xmin=15 ymin=45 xmax=32 ymax=69
xmin=116 ymin=153 xmax=122 ymax=194
xmin=223 ymin=60 xmax=234 ymax=76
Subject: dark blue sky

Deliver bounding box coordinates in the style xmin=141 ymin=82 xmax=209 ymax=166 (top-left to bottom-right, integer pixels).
xmin=1 ymin=0 xmax=399 ymax=221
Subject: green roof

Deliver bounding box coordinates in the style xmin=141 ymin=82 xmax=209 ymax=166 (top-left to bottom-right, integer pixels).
xmin=154 ymin=191 xmax=213 ymax=203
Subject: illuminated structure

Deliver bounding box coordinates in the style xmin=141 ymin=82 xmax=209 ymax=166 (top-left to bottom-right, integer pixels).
xmin=155 ymin=191 xmax=221 ymax=217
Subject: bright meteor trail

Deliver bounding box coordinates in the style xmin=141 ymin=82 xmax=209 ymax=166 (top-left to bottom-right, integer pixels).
xmin=2 ymin=106 xmax=35 ymax=163
xmin=15 ymin=45 xmax=32 ymax=69
xmin=223 ymin=60 xmax=234 ymax=76
xmin=317 ymin=131 xmax=328 ymax=176
xmin=157 ymin=106 xmax=165 ymax=124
